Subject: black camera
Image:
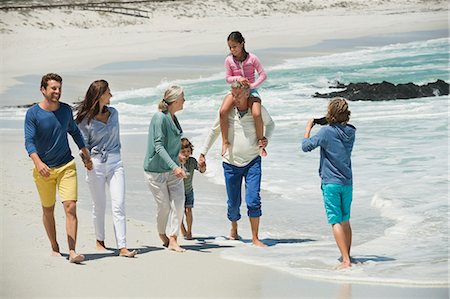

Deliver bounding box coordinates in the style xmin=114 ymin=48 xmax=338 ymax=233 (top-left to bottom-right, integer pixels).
xmin=313 ymin=117 xmax=328 ymax=126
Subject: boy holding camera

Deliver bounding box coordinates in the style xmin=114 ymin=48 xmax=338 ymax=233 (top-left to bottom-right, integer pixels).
xmin=302 ymin=97 xmax=356 ymax=269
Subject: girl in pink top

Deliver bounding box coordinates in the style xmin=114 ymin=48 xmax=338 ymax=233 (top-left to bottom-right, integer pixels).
xmin=220 ymin=31 xmax=268 ymax=156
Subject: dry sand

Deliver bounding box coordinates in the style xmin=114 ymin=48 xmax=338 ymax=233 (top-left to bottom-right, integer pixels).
xmin=0 ymin=0 xmax=449 ymax=298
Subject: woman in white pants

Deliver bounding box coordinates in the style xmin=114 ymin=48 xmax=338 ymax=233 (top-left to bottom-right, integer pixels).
xmin=144 ymin=85 xmax=187 ymax=252
xmin=76 ymin=80 xmax=136 ymax=257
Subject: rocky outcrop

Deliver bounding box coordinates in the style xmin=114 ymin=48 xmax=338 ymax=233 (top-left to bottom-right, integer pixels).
xmin=15 ymin=103 xmax=38 ymax=108
xmin=313 ymin=80 xmax=449 ymax=101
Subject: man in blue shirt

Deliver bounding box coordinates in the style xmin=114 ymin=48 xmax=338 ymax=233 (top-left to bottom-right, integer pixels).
xmin=24 ymin=73 xmax=92 ymax=263
xmin=302 ymin=97 xmax=356 ymax=270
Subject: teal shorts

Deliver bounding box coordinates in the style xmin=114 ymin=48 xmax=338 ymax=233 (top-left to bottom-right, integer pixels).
xmin=321 ymin=184 xmax=353 ymax=224
xmin=249 ymin=89 xmax=261 ymax=99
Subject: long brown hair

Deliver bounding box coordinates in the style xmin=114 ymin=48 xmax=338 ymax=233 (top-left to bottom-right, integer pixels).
xmin=75 ymin=80 xmax=109 ymax=124
xmin=227 ymin=31 xmax=248 ymax=60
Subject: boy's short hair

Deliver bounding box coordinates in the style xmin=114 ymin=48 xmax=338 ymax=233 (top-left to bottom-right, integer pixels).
xmin=181 ymin=137 xmax=194 ymax=152
xmin=40 ymin=73 xmax=62 ymax=89
xmin=326 ymin=97 xmax=351 ymax=124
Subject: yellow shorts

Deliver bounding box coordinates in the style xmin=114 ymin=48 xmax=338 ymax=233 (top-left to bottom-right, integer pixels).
xmin=33 ymin=159 xmax=78 ymax=207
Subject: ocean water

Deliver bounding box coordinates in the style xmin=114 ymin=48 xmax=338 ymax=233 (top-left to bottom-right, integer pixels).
xmin=2 ymin=38 xmax=448 ymax=287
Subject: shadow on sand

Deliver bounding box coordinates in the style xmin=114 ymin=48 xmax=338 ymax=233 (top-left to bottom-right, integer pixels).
xmin=78 ymin=245 xmax=164 ymax=262
xmin=262 ymin=238 xmax=316 ymax=247
xmin=196 ymin=236 xmax=316 ymax=247
xmin=182 ymin=236 xmax=235 ymax=253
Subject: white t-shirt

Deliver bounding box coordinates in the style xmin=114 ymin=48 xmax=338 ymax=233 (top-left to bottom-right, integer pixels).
xmin=201 ymin=105 xmax=275 ymax=167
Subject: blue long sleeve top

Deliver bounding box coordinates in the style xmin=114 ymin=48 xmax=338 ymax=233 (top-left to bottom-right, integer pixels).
xmin=143 ymin=111 xmax=183 ymax=173
xmin=24 ymin=102 xmax=86 ymax=168
xmin=77 ymin=107 xmax=121 ymax=163
xmin=302 ymin=123 xmax=356 ymax=186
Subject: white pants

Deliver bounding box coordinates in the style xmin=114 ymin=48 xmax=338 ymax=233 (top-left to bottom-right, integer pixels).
xmin=86 ymin=153 xmax=127 ymax=249
xmin=144 ymin=171 xmax=185 ymax=237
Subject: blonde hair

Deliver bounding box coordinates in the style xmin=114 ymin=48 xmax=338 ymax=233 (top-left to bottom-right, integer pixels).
xmin=230 ymin=81 xmax=249 ymax=93
xmin=158 ymin=85 xmax=184 ymax=112
xmin=326 ymin=97 xmax=351 ymax=124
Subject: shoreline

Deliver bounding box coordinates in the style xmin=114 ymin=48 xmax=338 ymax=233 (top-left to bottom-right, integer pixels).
xmin=1 ymin=129 xmax=448 ymax=298
xmin=1 ymin=29 xmax=448 ymax=108
xmin=1 ymin=1 xmax=449 ymax=297
xmin=1 ymin=5 xmax=448 ymax=106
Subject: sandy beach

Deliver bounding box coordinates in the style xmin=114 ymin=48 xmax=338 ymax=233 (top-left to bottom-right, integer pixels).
xmin=1 ymin=0 xmax=449 ymax=298
xmin=2 ymin=130 xmax=448 ymax=298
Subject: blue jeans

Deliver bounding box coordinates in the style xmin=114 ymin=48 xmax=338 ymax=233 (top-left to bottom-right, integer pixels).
xmin=184 ymin=190 xmax=195 ymax=208
xmin=223 ymin=156 xmax=262 ymax=222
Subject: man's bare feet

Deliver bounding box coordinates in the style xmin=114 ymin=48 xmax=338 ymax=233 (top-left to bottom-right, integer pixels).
xmin=168 ymin=237 xmax=185 ymax=252
xmin=51 ymin=250 xmax=62 ymax=257
xmin=229 ymin=222 xmax=240 ymax=240
xmin=221 ymin=141 xmax=231 ymax=156
xmin=229 ymin=231 xmax=241 ymax=240
xmin=159 ymin=234 xmax=169 ymax=247
xmin=119 ymin=248 xmax=137 ymax=258
xmin=338 ymin=256 xmax=355 ymax=263
xmin=336 ymin=261 xmax=351 ymax=270
xmin=51 ymin=244 xmax=61 ymax=256
xmin=69 ymin=251 xmax=85 ymax=263
xmin=96 ymin=240 xmax=107 ymax=251
xmin=252 ymin=239 xmax=268 ymax=248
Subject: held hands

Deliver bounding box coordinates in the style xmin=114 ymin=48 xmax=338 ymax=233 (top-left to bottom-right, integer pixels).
xmin=79 ymin=149 xmax=93 ymax=170
xmin=198 ymin=154 xmax=207 ymax=173
xmin=173 ymin=167 xmax=187 ymax=179
xmin=198 ymin=154 xmax=206 ymax=170
xmin=258 ymin=137 xmax=268 ymax=149
xmin=258 ymin=137 xmax=268 ymax=157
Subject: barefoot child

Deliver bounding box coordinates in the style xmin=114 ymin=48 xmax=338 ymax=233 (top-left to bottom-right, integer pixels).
xmin=180 ymin=138 xmax=206 ymax=239
xmin=221 ymin=31 xmax=267 ymax=156
xmin=302 ymin=97 xmax=356 ymax=269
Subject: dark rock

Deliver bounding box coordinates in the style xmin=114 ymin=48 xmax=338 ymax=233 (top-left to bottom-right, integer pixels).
xmin=14 ymin=103 xmax=38 ymax=108
xmin=314 ymin=80 xmax=449 ymax=101
xmin=4 ymin=102 xmax=78 ymax=109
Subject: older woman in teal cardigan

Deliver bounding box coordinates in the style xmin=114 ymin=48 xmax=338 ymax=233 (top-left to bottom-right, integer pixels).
xmin=144 ymin=85 xmax=187 ymax=252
